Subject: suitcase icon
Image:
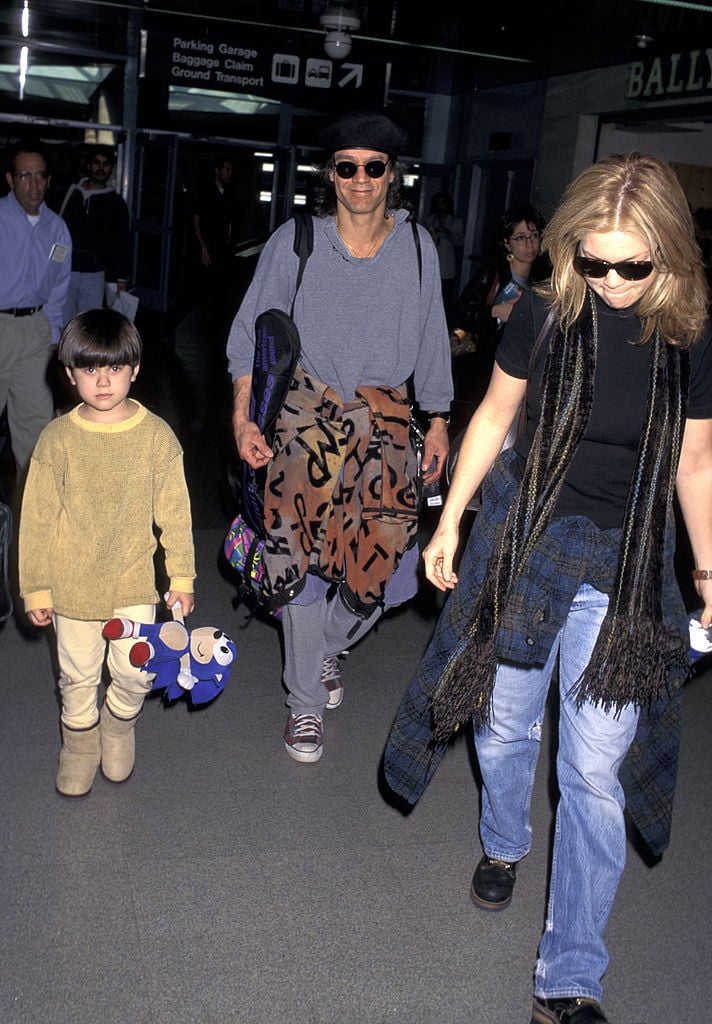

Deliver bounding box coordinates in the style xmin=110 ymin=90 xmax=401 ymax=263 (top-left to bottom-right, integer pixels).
xmin=272 ymin=54 xmax=299 ymax=82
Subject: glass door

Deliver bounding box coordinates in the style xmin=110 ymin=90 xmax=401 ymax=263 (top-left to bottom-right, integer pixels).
xmin=131 ymin=134 xmax=178 ymax=312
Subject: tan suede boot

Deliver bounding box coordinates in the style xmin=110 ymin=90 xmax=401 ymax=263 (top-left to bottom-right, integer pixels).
xmin=100 ymin=703 xmax=138 ymax=782
xmin=56 ymin=722 xmax=101 ymax=797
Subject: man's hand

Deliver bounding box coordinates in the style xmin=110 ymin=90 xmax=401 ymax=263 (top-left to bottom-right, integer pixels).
xmin=421 ymin=417 xmax=449 ymax=486
xmin=234 ymin=420 xmax=273 ymax=470
xmin=232 ymin=374 xmax=272 ymax=470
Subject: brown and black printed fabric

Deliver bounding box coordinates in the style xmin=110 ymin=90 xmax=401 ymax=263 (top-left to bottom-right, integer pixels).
xmin=261 ymin=365 xmax=419 ymax=610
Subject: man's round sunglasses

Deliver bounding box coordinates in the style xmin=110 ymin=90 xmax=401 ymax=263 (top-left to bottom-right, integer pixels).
xmin=573 ymin=255 xmax=654 ymax=282
xmin=334 ymin=159 xmax=390 ymax=179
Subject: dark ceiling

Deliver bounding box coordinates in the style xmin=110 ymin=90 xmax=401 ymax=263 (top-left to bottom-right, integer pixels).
xmin=1 ymin=0 xmax=712 ymax=94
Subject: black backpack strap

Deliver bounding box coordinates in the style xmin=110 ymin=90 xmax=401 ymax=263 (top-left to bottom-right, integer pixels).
xmin=406 ymin=218 xmax=423 ymax=405
xmin=290 ymin=210 xmax=314 ymax=316
xmin=410 ymin=217 xmax=422 ymax=287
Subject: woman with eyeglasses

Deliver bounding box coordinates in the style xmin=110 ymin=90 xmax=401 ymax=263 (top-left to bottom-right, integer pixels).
xmin=384 ymin=153 xmax=712 ymax=1024
xmin=450 ymin=202 xmax=549 ymax=359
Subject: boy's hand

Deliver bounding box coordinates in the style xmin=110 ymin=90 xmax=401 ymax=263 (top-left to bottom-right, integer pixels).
xmin=165 ymin=591 xmax=195 ymax=620
xmin=27 ymin=607 xmax=53 ymax=627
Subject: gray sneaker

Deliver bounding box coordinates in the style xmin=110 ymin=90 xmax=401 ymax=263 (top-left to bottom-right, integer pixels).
xmin=321 ymin=656 xmax=344 ymax=709
xmin=284 ymin=713 xmax=323 ymax=763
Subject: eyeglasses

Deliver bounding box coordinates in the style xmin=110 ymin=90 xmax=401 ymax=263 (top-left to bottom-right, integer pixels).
xmin=510 ymin=231 xmax=541 ymax=244
xmin=13 ymin=170 xmax=49 ymax=184
xmin=573 ymin=255 xmax=654 ymax=282
xmin=334 ymin=159 xmax=390 ymax=179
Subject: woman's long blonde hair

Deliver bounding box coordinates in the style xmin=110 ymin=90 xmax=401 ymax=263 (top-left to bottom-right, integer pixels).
xmin=540 ymin=152 xmax=709 ymax=346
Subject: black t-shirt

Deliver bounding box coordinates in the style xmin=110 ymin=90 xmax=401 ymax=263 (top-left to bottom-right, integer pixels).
xmin=496 ymin=289 xmax=712 ymax=529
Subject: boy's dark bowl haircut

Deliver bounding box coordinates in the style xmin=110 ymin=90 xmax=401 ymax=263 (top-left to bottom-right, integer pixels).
xmin=57 ymin=308 xmax=142 ymax=368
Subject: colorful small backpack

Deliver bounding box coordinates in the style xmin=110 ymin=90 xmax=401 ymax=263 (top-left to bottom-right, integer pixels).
xmin=223 ymin=513 xmax=281 ymax=619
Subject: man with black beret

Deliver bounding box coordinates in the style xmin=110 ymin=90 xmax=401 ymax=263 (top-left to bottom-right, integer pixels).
xmin=227 ymin=109 xmax=453 ymax=762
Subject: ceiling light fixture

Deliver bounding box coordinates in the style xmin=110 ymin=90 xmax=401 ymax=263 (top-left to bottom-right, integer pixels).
xmin=19 ymin=44 xmax=28 ymax=99
xmin=320 ymin=2 xmax=360 ymax=60
xmin=19 ymin=2 xmax=30 ymax=100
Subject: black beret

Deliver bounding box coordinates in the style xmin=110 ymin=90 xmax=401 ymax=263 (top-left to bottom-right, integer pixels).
xmin=319 ymin=110 xmax=408 ymax=158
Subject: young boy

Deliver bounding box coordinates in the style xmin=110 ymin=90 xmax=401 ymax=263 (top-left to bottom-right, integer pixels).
xmin=19 ymin=308 xmax=195 ymax=797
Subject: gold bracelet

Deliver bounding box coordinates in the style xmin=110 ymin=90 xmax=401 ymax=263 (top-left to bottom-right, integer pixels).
xmin=691 ymin=569 xmax=712 ymax=579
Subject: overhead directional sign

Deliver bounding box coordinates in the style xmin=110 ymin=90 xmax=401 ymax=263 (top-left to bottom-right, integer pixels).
xmin=151 ymin=28 xmax=385 ymax=106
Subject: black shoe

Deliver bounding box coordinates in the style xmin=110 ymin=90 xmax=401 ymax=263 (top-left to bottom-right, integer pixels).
xmin=470 ymin=854 xmax=518 ymax=911
xmin=531 ymin=997 xmax=610 ymax=1024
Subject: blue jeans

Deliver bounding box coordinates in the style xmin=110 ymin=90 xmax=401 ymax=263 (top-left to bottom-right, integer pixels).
xmin=474 ymin=583 xmax=640 ymax=1002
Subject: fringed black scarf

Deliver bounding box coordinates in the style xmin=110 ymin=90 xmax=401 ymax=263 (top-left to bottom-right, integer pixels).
xmin=431 ymin=292 xmax=689 ymax=743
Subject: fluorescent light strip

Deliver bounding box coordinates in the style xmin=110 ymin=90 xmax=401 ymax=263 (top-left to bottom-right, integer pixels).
xmin=636 ymin=1 xmax=712 ymax=13
xmin=19 ymin=44 xmax=28 ymax=99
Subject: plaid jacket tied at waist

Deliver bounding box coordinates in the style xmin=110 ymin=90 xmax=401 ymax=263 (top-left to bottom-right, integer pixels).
xmin=383 ymin=448 xmax=688 ymax=858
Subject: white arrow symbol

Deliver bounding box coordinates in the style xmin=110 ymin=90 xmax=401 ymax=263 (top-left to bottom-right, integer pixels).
xmin=338 ymin=64 xmax=363 ymax=88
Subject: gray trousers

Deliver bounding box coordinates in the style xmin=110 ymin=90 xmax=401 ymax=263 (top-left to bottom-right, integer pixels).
xmin=282 ymin=589 xmax=383 ymax=715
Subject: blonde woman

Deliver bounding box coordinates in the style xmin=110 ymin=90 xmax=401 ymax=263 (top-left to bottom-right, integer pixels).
xmin=385 ymin=153 xmax=712 ymax=1024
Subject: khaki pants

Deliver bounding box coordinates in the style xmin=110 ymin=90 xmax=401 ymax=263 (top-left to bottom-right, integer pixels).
xmin=54 ymin=605 xmax=156 ymax=729
xmin=0 ymin=310 xmax=53 ymax=473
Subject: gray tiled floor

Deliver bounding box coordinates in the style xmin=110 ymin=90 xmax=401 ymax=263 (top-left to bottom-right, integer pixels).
xmin=2 ymin=308 xmax=711 ymax=1023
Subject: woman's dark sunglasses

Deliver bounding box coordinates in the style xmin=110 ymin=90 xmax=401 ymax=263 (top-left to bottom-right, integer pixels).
xmin=334 ymin=159 xmax=390 ymax=179
xmin=573 ymin=255 xmax=654 ymax=282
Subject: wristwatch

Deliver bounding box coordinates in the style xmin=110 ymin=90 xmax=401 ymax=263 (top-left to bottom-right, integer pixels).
xmin=426 ymin=411 xmax=450 ymax=427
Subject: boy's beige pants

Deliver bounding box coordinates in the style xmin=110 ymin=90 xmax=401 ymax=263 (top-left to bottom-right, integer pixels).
xmin=54 ymin=605 xmax=156 ymax=728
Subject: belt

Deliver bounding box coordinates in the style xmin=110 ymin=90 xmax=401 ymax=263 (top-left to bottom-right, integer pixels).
xmin=0 ymin=305 xmax=43 ymax=317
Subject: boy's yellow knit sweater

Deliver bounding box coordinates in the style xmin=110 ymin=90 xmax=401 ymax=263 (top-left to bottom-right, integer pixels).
xmin=20 ymin=400 xmax=195 ymax=620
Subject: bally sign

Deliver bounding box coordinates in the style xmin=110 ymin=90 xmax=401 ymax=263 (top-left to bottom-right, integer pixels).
xmin=626 ymin=48 xmax=712 ymax=99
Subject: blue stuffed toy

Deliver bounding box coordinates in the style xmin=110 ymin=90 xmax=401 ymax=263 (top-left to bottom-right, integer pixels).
xmin=102 ymin=617 xmax=236 ymax=705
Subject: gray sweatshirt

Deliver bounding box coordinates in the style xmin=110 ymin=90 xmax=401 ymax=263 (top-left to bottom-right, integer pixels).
xmin=226 ymin=209 xmax=453 ymax=411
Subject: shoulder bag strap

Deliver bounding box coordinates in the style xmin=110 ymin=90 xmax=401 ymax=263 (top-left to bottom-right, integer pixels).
xmin=484 ymin=271 xmax=500 ymax=307
xmin=289 ymin=210 xmax=314 ymax=317
xmin=516 ymin=305 xmax=557 ymax=434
